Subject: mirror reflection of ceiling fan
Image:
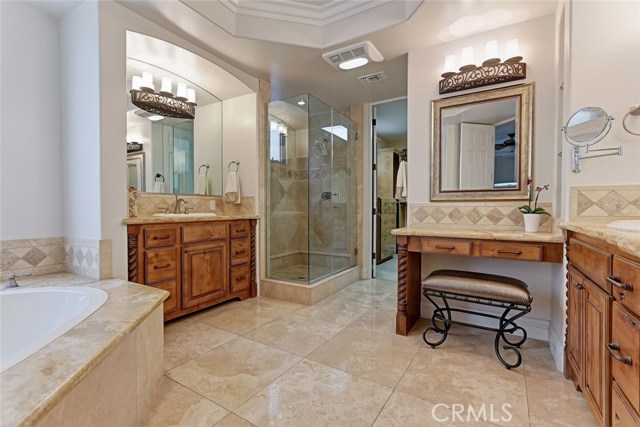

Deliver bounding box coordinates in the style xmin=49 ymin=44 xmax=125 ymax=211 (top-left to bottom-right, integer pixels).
xmin=495 ymin=133 xmax=516 ymax=150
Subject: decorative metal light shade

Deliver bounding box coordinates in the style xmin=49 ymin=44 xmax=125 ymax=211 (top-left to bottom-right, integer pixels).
xmin=439 ymin=62 xmax=526 ymax=95
xmin=130 ymin=89 xmax=196 ymax=120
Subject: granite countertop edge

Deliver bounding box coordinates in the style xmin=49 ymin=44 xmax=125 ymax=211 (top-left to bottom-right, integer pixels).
xmin=390 ymin=226 xmax=564 ymax=243
xmin=122 ymin=214 xmax=260 ymax=225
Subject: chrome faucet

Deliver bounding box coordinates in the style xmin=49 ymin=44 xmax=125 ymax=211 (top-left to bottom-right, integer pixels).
xmin=174 ymin=196 xmax=188 ymax=214
xmin=1 ymin=273 xmax=32 ymax=290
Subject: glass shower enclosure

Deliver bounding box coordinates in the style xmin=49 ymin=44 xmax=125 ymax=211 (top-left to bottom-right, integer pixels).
xmin=266 ymin=94 xmax=357 ymax=284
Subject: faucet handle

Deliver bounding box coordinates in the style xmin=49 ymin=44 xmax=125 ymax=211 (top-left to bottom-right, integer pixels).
xmin=158 ymin=206 xmax=169 ymax=213
xmin=9 ymin=272 xmax=32 ymax=279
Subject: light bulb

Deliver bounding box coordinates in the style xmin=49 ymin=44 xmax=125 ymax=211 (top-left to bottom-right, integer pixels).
xmin=142 ymin=72 xmax=154 ymax=90
xmin=485 ymin=40 xmax=498 ymax=59
xmin=186 ymin=88 xmax=196 ymax=103
xmin=444 ymin=54 xmax=456 ymax=72
xmin=176 ymin=82 xmax=187 ymax=99
xmin=461 ymin=47 xmax=474 ymax=65
xmin=506 ymin=39 xmax=519 ymax=58
xmin=160 ymin=77 xmax=172 ymax=94
xmin=131 ymin=75 xmax=143 ymax=91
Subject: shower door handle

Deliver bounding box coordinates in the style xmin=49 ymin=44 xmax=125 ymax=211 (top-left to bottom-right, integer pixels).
xmin=332 ymin=193 xmax=341 ymax=208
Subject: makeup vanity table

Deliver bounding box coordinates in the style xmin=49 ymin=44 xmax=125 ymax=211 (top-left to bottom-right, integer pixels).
xmin=391 ymin=227 xmax=564 ymax=335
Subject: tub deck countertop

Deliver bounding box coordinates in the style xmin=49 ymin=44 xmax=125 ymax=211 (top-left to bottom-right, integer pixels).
xmin=0 ymin=274 xmax=168 ymax=427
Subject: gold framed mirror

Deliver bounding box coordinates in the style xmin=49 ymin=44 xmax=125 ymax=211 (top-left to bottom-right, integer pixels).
xmin=431 ymin=83 xmax=533 ymax=201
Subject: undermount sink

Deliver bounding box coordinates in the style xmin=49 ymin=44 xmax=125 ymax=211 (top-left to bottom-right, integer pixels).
xmin=152 ymin=212 xmax=218 ymax=218
xmin=606 ymin=220 xmax=640 ymax=232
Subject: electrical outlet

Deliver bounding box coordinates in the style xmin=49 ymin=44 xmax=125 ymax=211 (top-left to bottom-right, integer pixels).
xmin=210 ymin=200 xmax=216 ymax=211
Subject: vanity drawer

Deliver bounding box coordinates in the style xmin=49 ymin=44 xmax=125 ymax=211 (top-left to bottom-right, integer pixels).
xmin=144 ymin=227 xmax=177 ymax=248
xmin=230 ymin=237 xmax=250 ymax=266
xmin=480 ymin=242 xmax=542 ymax=262
xmin=570 ymin=238 xmax=612 ymax=291
xmin=182 ymin=223 xmax=227 ymax=243
xmin=612 ymin=381 xmax=640 ymax=427
xmin=145 ymin=248 xmax=178 ymax=285
xmin=230 ymin=264 xmax=250 ymax=294
xmin=610 ymin=302 xmax=640 ymax=415
xmin=230 ymin=221 xmax=250 ymax=238
xmin=151 ymin=280 xmax=178 ymax=315
xmin=611 ymin=256 xmax=640 ymax=317
xmin=421 ymin=238 xmax=471 ymax=256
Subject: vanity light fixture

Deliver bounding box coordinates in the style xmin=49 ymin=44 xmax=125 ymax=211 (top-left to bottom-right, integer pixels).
xmin=439 ymin=38 xmax=526 ymax=94
xmin=322 ymin=41 xmax=383 ymax=71
xmin=130 ymin=72 xmax=197 ymax=120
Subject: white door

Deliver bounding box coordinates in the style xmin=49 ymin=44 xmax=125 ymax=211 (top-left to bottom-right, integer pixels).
xmin=459 ymin=123 xmax=495 ymax=190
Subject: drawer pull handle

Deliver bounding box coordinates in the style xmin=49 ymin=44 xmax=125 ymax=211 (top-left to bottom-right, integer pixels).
xmin=236 ymin=275 xmax=247 ymax=281
xmin=235 ymin=228 xmax=247 ymax=233
xmin=607 ymin=275 xmax=634 ymax=291
xmin=435 ymin=245 xmax=456 ymax=250
xmin=497 ymin=250 xmax=522 ymax=255
xmin=152 ymin=234 xmax=171 ymax=240
xmin=607 ymin=343 xmax=633 ymax=365
xmin=574 ymin=283 xmax=585 ymax=290
xmin=235 ymin=249 xmax=247 ymax=255
xmin=153 ymin=263 xmax=171 ymax=270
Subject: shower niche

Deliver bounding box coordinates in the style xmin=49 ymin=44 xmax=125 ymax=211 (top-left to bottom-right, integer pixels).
xmin=266 ymin=94 xmax=357 ymax=284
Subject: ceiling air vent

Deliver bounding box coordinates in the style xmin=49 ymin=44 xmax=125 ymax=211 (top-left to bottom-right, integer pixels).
xmin=357 ymin=71 xmax=389 ymax=85
xmin=322 ymin=41 xmax=383 ymax=71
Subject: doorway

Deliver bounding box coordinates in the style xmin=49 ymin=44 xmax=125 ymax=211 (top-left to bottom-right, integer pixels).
xmin=370 ymin=97 xmax=407 ymax=280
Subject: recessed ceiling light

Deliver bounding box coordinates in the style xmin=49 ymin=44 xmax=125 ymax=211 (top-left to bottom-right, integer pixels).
xmin=147 ymin=115 xmax=164 ymax=121
xmin=339 ymin=57 xmax=369 ymax=70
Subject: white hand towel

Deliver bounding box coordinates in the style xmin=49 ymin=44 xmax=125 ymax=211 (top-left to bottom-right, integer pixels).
xmin=195 ymin=174 xmax=209 ymax=195
xmin=395 ymin=160 xmax=407 ymax=200
xmin=224 ymin=171 xmax=241 ymax=204
xmin=153 ymin=181 xmax=166 ymax=193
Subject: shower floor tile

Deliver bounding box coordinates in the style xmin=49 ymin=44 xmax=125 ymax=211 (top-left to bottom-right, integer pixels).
xmin=269 ymin=264 xmax=332 ymax=282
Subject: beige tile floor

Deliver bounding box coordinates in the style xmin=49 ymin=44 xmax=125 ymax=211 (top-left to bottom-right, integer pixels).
xmin=145 ymin=279 xmax=596 ymax=427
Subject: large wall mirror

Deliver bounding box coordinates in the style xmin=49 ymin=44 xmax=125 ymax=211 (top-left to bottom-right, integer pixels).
xmin=431 ymin=83 xmax=533 ymax=201
xmin=126 ymin=33 xmax=223 ymax=196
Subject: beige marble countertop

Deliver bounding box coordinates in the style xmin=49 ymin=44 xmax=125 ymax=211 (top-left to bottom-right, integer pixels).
xmin=123 ymin=214 xmax=259 ymax=225
xmin=559 ymin=221 xmax=640 ymax=258
xmin=0 ymin=273 xmax=168 ymax=427
xmin=391 ymin=226 xmax=564 ymax=243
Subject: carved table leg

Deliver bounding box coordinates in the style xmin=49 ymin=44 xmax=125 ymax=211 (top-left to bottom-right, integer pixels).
xmin=396 ymin=236 xmax=421 ymax=336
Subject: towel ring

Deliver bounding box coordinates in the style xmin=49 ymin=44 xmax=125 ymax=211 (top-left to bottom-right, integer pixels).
xmin=228 ymin=161 xmax=240 ymax=172
xmin=198 ymin=164 xmax=210 ymax=176
xmin=155 ymin=173 xmax=165 ymax=182
xmin=622 ymin=105 xmax=640 ymax=136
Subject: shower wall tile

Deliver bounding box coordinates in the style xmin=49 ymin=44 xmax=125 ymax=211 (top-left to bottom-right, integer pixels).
xmin=570 ymin=184 xmax=640 ymax=221
xmin=0 ymin=237 xmax=66 ymax=280
xmin=409 ymin=202 xmax=553 ymax=231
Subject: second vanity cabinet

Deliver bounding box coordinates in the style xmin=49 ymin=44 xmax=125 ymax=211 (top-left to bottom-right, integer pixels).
xmin=128 ymin=219 xmax=257 ymax=321
xmin=565 ymin=230 xmax=640 ymax=427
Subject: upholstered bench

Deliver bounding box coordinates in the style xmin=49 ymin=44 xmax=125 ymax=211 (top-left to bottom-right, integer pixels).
xmin=422 ymin=269 xmax=533 ymax=369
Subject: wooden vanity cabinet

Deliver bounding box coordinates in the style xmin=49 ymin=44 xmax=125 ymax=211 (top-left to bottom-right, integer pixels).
xmin=128 ymin=219 xmax=256 ymax=321
xmin=566 ymin=231 xmax=640 ymax=427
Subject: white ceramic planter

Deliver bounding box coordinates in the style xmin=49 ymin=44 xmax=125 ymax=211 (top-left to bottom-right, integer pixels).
xmin=523 ymin=214 xmax=542 ymax=232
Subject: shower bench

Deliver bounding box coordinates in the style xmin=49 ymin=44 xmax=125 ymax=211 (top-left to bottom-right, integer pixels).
xmin=421 ymin=269 xmax=533 ymax=369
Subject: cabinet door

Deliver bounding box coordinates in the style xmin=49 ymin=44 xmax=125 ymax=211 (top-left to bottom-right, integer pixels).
xmin=182 ymin=242 xmax=228 ymax=309
xmin=583 ymin=279 xmax=610 ymax=425
xmin=567 ymin=267 xmax=585 ymax=387
xmin=610 ymin=302 xmax=640 ymax=416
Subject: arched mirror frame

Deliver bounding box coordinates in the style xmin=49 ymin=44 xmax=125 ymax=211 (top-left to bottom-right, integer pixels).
xmin=431 ymin=83 xmax=534 ymax=201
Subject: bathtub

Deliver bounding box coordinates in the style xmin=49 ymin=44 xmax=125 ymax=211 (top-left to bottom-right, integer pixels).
xmin=0 ymin=286 xmax=108 ymax=373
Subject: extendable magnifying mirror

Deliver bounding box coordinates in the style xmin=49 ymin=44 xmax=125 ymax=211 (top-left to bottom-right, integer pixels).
xmin=562 ymin=107 xmax=622 ymax=173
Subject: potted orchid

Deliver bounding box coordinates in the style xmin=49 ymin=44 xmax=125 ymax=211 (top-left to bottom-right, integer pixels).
xmin=519 ymin=178 xmax=550 ymax=232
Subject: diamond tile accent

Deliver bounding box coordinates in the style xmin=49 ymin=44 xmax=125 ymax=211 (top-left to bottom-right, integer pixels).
xmin=413 ymin=207 xmax=429 ymax=223
xmin=597 ymin=192 xmax=628 ymax=216
xmin=571 ymin=185 xmax=640 ymax=221
xmin=0 ymin=237 xmax=67 ymax=279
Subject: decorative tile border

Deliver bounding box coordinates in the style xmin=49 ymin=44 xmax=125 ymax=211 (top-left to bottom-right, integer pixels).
xmin=132 ymin=193 xmax=256 ymax=218
xmin=64 ymin=238 xmax=112 ymax=280
xmin=571 ymin=185 xmax=640 ymax=221
xmin=0 ymin=237 xmax=66 ymax=280
xmin=409 ymin=202 xmax=553 ymax=231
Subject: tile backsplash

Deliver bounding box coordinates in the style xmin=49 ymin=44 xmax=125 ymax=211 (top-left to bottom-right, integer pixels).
xmin=130 ymin=192 xmax=256 ymax=218
xmin=571 ymin=185 xmax=640 ymax=222
xmin=1 ymin=237 xmax=66 ymax=280
xmin=409 ymin=202 xmax=553 ymax=231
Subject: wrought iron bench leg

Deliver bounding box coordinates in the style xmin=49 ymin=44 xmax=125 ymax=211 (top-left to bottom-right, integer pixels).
xmin=494 ymin=305 xmax=530 ymax=369
xmin=423 ymin=293 xmax=452 ymax=348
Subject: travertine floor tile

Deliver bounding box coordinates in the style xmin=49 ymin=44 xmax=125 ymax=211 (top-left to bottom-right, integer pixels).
xmin=166 ymin=337 xmax=301 ymax=410
xmin=373 ymin=390 xmax=496 ymax=426
xmin=164 ymin=319 xmax=237 ymax=371
xmin=307 ymin=325 xmax=420 ymax=388
xmin=235 ymin=359 xmax=392 ymax=427
xmin=243 ymin=313 xmax=345 ymax=356
xmin=523 ymin=346 xmax=565 ymax=381
xmin=397 ymin=347 xmax=529 ymax=426
xmin=526 ymin=375 xmax=597 ymax=427
xmin=295 ymin=297 xmax=370 ymax=325
xmin=143 ymin=378 xmax=228 ymax=427
xmin=214 ymin=413 xmax=256 ymax=427
xmin=193 ymin=297 xmax=304 ymax=334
